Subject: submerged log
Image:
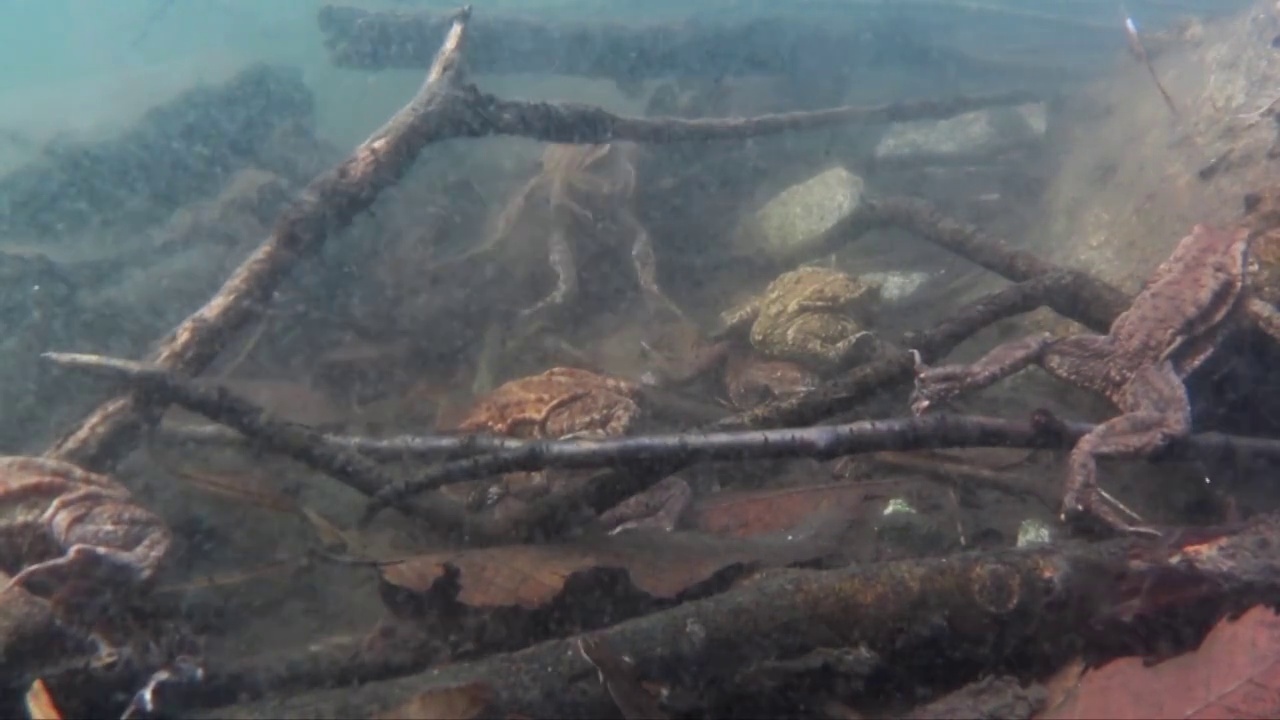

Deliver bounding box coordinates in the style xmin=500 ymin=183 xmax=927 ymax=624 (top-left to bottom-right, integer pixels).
xmin=317 ymin=5 xmax=1084 ymax=88
xmin=184 ymin=514 xmax=1280 ymax=717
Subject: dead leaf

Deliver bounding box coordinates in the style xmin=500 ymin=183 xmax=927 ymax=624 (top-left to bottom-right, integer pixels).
xmin=688 ymin=482 xmax=874 ymax=539
xmin=26 ymin=679 xmax=63 ymax=720
xmin=371 ymin=681 xmax=491 ymax=719
xmin=1039 ymin=605 xmax=1280 ymax=719
xmin=380 ymin=531 xmax=827 ymax=611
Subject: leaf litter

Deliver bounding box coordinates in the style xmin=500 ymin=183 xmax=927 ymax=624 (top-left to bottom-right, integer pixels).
xmin=1040 ymin=605 xmax=1280 ymax=719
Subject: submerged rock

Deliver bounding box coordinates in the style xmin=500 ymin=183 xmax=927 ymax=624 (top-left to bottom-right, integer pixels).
xmin=739 ymin=166 xmax=865 ymax=261
xmin=874 ymin=102 xmax=1047 ymax=162
xmin=1015 ymin=518 xmax=1054 ymax=548
xmin=859 ymin=270 xmax=933 ymax=304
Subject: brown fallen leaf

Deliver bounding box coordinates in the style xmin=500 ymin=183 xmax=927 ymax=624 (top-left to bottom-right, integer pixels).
xmin=371 ymin=680 xmax=492 ymax=720
xmin=1039 ymin=605 xmax=1280 ymax=719
xmin=380 ymin=530 xmax=830 ymax=611
xmin=687 ymin=481 xmax=878 ymax=539
xmin=26 ymin=678 xmax=63 ymax=720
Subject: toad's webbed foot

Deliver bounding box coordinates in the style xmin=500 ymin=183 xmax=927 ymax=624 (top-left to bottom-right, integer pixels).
xmin=910 ymin=332 xmax=1055 ymax=414
xmin=1063 ymin=486 xmax=1161 ymax=537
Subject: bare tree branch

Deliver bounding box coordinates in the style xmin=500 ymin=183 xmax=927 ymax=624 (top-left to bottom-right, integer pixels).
xmin=44 ymin=8 xmax=475 ymax=471
xmin=182 ymin=515 xmax=1280 ymax=717
xmin=41 ymin=350 xmax=1280 ymax=534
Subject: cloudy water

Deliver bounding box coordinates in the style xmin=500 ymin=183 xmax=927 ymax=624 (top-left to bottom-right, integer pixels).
xmin=0 ymin=1 xmax=1276 ymax=718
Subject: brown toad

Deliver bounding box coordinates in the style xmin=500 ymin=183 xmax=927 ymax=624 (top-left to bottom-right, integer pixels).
xmin=453 ymin=367 xmax=645 ymax=440
xmin=723 ymin=353 xmax=819 ymax=409
xmin=717 ymin=266 xmax=881 ymax=371
xmin=483 ymin=142 xmax=687 ymax=331
xmin=450 ymin=367 xmax=645 ymax=509
xmin=451 ymin=367 xmax=691 ymax=531
xmin=636 ymin=317 xmax=819 ymax=409
xmin=910 ymin=223 xmax=1250 ymax=533
xmin=0 ymin=456 xmax=170 ymax=603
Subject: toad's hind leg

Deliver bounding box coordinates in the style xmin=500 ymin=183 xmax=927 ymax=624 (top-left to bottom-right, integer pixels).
xmin=623 ymin=211 xmax=687 ymax=321
xmin=521 ymin=227 xmax=580 ymax=328
xmin=1062 ymin=360 xmax=1189 ymax=535
xmin=787 ymin=320 xmax=877 ymax=370
xmin=910 ymin=332 xmax=1057 ymax=414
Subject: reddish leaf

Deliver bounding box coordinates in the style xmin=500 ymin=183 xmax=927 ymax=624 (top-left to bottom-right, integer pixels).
xmin=1039 ymin=605 xmax=1280 ymax=719
xmin=688 ymin=481 xmax=875 ymax=539
xmin=26 ymin=679 xmax=63 ymax=720
xmin=371 ymin=681 xmax=491 ymax=719
xmin=380 ymin=531 xmax=828 ymax=610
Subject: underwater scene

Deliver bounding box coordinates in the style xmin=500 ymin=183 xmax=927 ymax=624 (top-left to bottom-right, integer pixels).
xmin=4 ymin=0 xmax=1280 ymax=717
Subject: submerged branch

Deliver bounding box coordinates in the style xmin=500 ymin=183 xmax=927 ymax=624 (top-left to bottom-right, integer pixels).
xmin=155 ymin=423 xmax=528 ymax=462
xmin=359 ymin=410 xmax=1280 ymax=523
xmin=416 ymin=271 xmax=1117 ymax=542
xmin=455 ymin=87 xmax=1041 ymax=145
xmin=43 ymin=9 xmax=475 ymax=472
xmin=48 ymin=0 xmax=1041 ymax=475
xmin=187 ymin=515 xmax=1280 ymax=717
xmin=40 ymin=351 xmax=1280 ymax=535
xmin=800 ymin=195 xmax=1134 ymax=334
xmin=42 ymin=353 xmax=473 ymax=533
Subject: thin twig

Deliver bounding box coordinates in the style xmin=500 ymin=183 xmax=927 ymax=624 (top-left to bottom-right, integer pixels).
xmin=355 ymin=414 xmax=1073 ymax=519
xmin=809 ymin=196 xmax=1133 ymax=334
xmin=43 ymin=353 xmax=471 ymax=533
xmin=155 ymin=423 xmax=528 ymax=462
xmin=355 ymin=410 xmax=1280 ymax=521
